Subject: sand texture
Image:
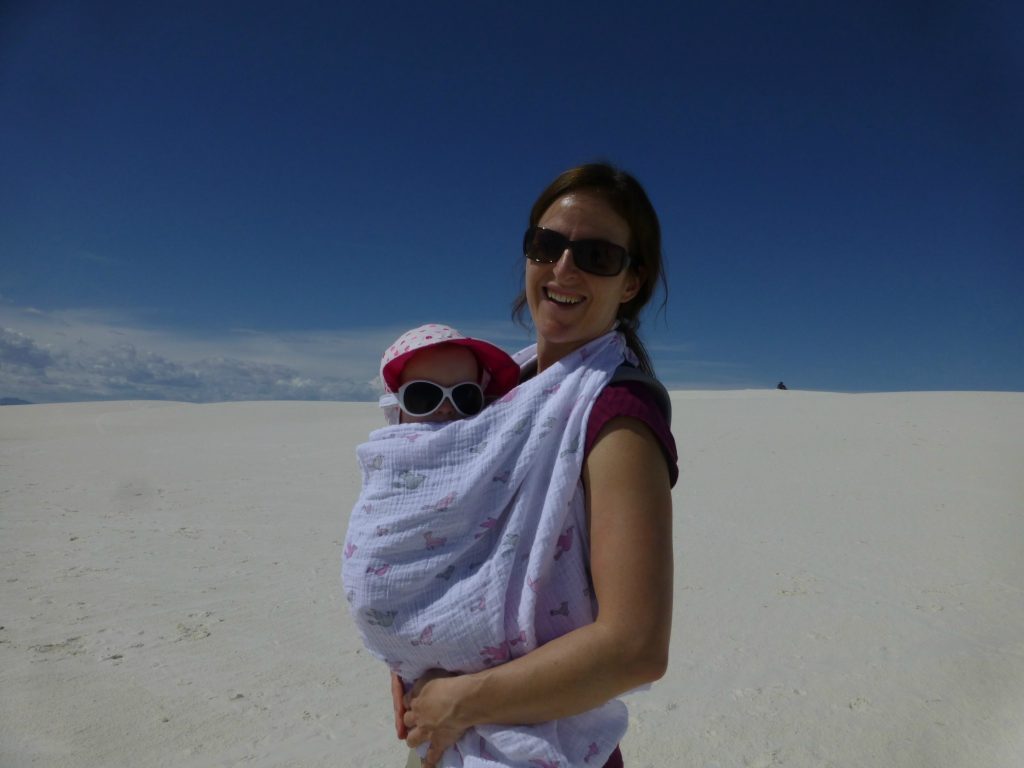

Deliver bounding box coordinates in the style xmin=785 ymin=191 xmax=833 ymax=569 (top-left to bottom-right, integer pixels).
xmin=1 ymin=392 xmax=1022 ymax=767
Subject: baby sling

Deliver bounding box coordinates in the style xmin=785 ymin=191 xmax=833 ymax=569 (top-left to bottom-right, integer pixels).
xmin=342 ymin=331 xmax=641 ymax=767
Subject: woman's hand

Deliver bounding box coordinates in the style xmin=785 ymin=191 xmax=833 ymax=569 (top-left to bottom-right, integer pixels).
xmin=403 ymin=670 xmax=470 ymax=768
xmin=390 ymin=672 xmax=408 ymax=740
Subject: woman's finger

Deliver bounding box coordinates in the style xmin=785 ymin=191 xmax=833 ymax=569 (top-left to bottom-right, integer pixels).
xmin=391 ymin=673 xmax=408 ymax=739
xmin=404 ymin=724 xmax=427 ymax=749
xmin=423 ymin=740 xmax=447 ymax=768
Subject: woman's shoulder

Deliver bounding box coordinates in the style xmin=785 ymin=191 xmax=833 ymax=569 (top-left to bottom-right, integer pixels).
xmin=585 ymin=375 xmax=679 ymax=487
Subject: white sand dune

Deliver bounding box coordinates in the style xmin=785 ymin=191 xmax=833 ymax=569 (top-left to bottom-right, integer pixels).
xmin=1 ymin=392 xmax=1022 ymax=768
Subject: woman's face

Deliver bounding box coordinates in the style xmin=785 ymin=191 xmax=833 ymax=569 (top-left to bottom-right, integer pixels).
xmin=526 ymin=191 xmax=640 ymax=369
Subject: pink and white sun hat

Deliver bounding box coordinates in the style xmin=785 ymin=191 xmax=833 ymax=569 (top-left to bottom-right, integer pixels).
xmin=380 ymin=323 xmax=519 ymax=397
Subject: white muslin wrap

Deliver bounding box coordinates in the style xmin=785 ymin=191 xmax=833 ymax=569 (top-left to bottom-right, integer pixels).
xmin=342 ymin=331 xmax=635 ymax=767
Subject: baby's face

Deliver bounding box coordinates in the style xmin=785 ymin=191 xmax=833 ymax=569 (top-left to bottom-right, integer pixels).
xmin=399 ymin=345 xmax=480 ymax=424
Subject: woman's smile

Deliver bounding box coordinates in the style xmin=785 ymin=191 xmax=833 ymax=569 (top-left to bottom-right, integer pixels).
xmin=544 ymin=286 xmax=585 ymax=306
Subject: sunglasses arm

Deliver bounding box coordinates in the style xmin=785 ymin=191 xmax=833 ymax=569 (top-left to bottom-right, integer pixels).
xmin=378 ymin=393 xmax=402 ymax=425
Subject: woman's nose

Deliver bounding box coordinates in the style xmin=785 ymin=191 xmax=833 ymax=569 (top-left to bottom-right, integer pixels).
xmin=552 ymin=248 xmax=579 ymax=278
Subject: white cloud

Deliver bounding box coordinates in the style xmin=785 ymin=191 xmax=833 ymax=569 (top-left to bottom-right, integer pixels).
xmin=0 ymin=303 xmax=745 ymax=403
xmin=0 ymin=305 xmax=391 ymax=404
xmin=0 ymin=327 xmax=56 ymax=371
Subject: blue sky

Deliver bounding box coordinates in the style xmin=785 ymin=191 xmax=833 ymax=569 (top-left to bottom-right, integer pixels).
xmin=2 ymin=1 xmax=1021 ymax=403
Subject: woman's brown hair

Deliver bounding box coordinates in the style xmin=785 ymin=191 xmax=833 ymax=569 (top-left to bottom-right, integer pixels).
xmin=512 ymin=162 xmax=667 ymax=376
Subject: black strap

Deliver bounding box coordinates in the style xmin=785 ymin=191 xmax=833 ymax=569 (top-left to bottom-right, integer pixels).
xmin=519 ymin=360 xmax=672 ymax=426
xmin=609 ymin=365 xmax=672 ymax=426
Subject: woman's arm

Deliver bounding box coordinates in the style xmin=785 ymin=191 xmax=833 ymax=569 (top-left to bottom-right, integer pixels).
xmin=404 ymin=417 xmax=674 ymax=766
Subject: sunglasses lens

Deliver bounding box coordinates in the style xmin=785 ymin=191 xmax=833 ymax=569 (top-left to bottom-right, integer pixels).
xmin=400 ymin=381 xmax=444 ymax=415
xmin=523 ymin=228 xmax=564 ymax=264
xmin=451 ymin=383 xmax=484 ymax=416
xmin=523 ymin=227 xmax=627 ymax=276
xmin=574 ymin=240 xmax=624 ymax=276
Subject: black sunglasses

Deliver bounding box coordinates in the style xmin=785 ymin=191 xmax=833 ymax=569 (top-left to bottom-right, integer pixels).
xmin=396 ymin=380 xmax=485 ymax=418
xmin=523 ymin=226 xmax=630 ymax=277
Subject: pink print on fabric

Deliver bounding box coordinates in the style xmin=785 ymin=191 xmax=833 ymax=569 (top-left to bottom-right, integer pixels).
xmin=469 ymin=595 xmax=487 ymax=613
xmin=475 ymin=516 xmax=499 ymax=539
xmin=480 ymin=641 xmax=511 ymax=665
xmin=421 ymin=492 xmax=456 ymax=512
xmin=498 ymin=388 xmax=519 ymax=404
xmin=554 ymin=526 xmax=574 ymax=560
xmin=411 ymin=625 xmax=434 ymax=646
xmin=423 ymin=531 xmax=447 ymax=550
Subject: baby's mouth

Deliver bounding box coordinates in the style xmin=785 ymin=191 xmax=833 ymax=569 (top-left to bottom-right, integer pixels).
xmin=545 ymin=288 xmax=584 ymax=306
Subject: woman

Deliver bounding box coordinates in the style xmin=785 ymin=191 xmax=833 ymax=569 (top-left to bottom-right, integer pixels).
xmin=396 ymin=162 xmax=677 ymax=767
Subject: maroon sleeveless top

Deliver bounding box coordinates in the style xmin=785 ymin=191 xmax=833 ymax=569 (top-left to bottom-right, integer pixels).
xmin=584 ymin=381 xmax=678 ymax=486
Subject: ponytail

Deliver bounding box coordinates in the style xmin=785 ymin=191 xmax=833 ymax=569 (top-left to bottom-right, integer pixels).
xmin=617 ymin=316 xmax=656 ymax=378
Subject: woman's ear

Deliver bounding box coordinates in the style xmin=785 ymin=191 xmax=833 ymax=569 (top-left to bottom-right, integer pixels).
xmin=619 ymin=266 xmax=645 ymax=304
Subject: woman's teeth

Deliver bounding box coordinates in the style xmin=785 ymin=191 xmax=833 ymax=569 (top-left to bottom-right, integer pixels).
xmin=546 ymin=289 xmax=583 ymax=305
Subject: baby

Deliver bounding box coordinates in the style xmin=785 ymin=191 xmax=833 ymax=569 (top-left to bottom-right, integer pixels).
xmin=355 ymin=322 xmax=520 ymax=754
xmin=343 ymin=325 xmax=632 ymax=767
xmin=378 ymin=323 xmax=519 ymax=425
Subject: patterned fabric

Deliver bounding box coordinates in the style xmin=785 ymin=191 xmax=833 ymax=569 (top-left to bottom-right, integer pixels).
xmin=342 ymin=331 xmax=634 ymax=768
